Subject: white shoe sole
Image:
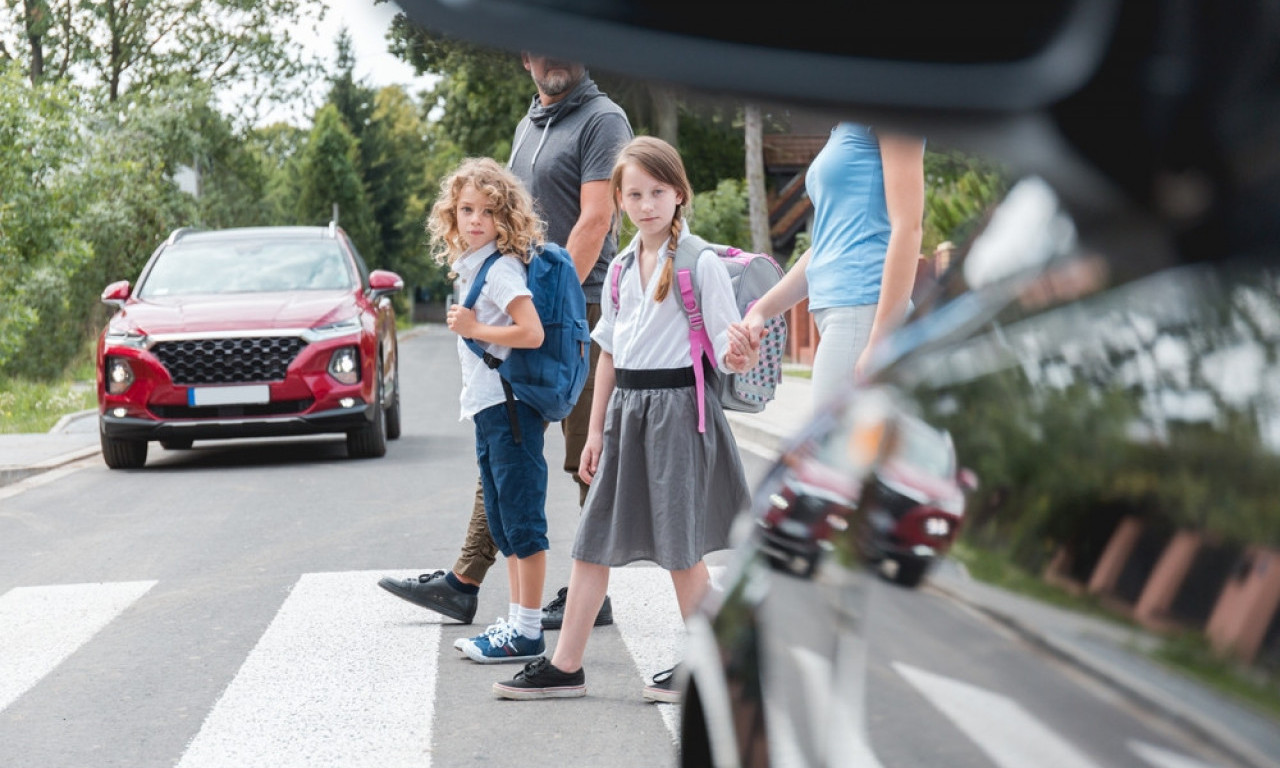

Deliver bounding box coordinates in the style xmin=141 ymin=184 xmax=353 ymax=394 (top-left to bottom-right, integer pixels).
xmin=492 ymin=682 xmax=586 ymax=700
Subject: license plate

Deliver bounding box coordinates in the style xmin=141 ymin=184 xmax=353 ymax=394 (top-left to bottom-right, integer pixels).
xmin=188 ymin=385 xmax=270 ymax=407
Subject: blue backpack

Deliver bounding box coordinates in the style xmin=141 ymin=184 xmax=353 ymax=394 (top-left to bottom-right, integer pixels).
xmin=463 ymin=244 xmax=591 ymax=430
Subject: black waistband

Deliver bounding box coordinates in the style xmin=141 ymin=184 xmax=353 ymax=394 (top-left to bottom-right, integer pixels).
xmin=615 ymin=366 xmax=696 ymax=390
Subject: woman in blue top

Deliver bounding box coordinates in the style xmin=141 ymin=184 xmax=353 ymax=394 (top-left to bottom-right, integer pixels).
xmin=739 ymin=123 xmax=925 ymax=407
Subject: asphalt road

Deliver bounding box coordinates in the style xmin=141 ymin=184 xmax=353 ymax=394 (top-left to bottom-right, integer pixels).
xmin=0 ymin=326 xmax=1252 ymax=768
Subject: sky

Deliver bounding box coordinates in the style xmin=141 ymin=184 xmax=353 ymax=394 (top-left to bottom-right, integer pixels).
xmin=242 ymin=0 xmax=439 ymax=126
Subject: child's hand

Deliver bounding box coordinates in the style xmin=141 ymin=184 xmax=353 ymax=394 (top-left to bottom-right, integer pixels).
xmin=578 ymin=432 xmax=604 ymax=484
xmin=446 ymin=304 xmax=477 ymax=337
xmin=724 ymin=323 xmax=761 ymax=373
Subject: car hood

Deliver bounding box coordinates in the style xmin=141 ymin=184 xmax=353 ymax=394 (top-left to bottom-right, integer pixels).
xmin=113 ymin=291 xmax=359 ymax=335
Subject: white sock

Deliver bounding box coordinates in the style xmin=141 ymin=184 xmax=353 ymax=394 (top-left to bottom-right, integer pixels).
xmin=516 ymin=605 xmax=542 ymax=638
xmin=507 ymin=602 xmax=520 ymax=628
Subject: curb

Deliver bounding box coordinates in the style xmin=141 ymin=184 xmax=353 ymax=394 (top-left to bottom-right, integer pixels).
xmin=929 ymin=580 xmax=1280 ymax=768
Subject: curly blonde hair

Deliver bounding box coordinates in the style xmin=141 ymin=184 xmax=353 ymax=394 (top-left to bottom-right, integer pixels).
xmin=426 ymin=157 xmax=545 ymax=269
xmin=608 ymin=136 xmax=694 ymax=303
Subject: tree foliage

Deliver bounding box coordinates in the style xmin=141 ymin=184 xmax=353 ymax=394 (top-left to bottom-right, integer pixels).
xmin=0 ymin=0 xmax=325 ymax=109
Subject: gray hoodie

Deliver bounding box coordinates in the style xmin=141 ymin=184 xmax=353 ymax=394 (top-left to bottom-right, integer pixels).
xmin=508 ymin=74 xmax=632 ymax=302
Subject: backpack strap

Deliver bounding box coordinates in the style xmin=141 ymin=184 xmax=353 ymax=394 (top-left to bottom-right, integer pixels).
xmin=461 ymin=251 xmax=505 ymax=369
xmin=673 ymin=234 xmax=717 ymax=434
xmin=461 ymin=250 xmax=524 ymax=443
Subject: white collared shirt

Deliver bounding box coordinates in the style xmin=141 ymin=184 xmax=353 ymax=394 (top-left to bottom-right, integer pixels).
xmin=452 ymin=241 xmax=531 ymax=420
xmin=594 ymin=229 xmax=741 ymax=370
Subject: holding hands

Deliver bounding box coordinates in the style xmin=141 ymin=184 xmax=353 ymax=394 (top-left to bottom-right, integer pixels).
xmin=725 ymin=321 xmax=763 ymax=374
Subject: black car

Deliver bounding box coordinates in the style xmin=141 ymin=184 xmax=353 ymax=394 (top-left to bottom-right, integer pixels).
xmin=398 ymin=2 xmax=1280 ymax=766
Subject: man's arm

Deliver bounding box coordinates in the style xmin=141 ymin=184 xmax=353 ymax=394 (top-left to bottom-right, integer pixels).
xmin=564 ymin=178 xmax=615 ymax=284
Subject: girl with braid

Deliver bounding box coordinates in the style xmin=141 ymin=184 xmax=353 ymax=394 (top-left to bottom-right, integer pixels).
xmin=495 ymin=135 xmax=759 ymax=701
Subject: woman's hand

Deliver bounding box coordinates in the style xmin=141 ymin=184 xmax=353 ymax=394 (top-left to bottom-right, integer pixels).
xmin=725 ymin=323 xmax=761 ymax=374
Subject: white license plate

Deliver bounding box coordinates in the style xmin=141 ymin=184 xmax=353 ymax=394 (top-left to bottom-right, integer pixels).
xmin=188 ymin=385 xmax=270 ymax=407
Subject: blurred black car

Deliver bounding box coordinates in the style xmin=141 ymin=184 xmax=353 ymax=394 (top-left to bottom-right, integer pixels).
xmin=397 ymin=1 xmax=1280 ymax=766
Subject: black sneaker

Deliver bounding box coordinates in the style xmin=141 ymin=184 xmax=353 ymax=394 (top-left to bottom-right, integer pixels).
xmin=642 ymin=665 xmax=682 ymax=703
xmin=540 ymin=586 xmax=614 ymax=630
xmin=493 ymin=656 xmax=586 ymax=700
xmin=377 ymin=570 xmax=478 ymax=624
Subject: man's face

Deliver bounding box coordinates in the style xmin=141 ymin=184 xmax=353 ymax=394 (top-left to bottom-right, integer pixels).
xmin=523 ymin=53 xmax=586 ymax=103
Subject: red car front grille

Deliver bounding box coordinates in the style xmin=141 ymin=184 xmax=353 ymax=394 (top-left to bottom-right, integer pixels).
xmin=152 ymin=336 xmax=306 ymax=385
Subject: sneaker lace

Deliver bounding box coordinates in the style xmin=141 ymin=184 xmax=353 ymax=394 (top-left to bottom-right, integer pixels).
xmin=544 ymin=587 xmax=568 ymax=612
xmin=489 ymin=620 xmax=520 ymax=648
xmin=517 ymin=656 xmax=551 ymax=680
xmin=480 ymin=617 xmax=508 ymax=636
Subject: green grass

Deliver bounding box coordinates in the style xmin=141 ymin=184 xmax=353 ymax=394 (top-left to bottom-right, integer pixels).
xmin=0 ymin=347 xmax=97 ymax=434
xmin=0 ymin=376 xmax=96 ymax=434
xmin=950 ymin=540 xmax=1280 ymax=721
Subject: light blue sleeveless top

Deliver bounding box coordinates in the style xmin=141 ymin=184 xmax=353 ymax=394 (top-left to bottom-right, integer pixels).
xmin=804 ymin=123 xmax=889 ymax=310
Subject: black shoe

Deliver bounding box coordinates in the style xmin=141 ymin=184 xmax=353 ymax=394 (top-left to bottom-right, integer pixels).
xmin=642 ymin=664 xmax=682 ymax=703
xmin=540 ymin=586 xmax=614 ymax=630
xmin=493 ymin=656 xmax=586 ymax=700
xmin=377 ymin=570 xmax=478 ymax=624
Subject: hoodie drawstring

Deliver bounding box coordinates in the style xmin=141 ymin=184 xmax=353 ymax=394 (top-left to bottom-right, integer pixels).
xmin=508 ymin=114 xmax=555 ymax=171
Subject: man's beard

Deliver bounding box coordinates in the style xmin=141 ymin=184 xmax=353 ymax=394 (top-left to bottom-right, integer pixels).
xmin=537 ymin=63 xmax=581 ymax=97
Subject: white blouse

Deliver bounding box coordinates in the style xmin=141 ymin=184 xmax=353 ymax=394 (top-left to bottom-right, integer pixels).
xmin=593 ymin=231 xmax=742 ymax=371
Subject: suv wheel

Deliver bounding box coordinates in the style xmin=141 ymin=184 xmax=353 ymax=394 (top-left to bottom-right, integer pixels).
xmin=347 ymin=358 xmax=387 ymax=459
xmin=384 ymin=355 xmax=401 ymax=441
xmin=101 ymin=428 xmax=148 ymax=469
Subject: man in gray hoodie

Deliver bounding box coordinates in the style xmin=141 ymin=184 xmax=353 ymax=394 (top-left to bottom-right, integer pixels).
xmin=379 ymin=53 xmax=632 ymax=631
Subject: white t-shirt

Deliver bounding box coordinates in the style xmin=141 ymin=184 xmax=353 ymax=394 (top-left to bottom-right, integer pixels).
xmin=452 ymin=241 xmax=532 ymax=420
xmin=593 ymin=231 xmax=741 ymax=370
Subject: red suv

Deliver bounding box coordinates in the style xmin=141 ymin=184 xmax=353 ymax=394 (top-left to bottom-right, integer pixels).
xmin=96 ymin=224 xmax=403 ymax=469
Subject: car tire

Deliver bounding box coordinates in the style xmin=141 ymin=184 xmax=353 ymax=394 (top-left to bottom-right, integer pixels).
xmin=384 ymin=355 xmax=401 ymax=441
xmin=892 ymin=556 xmax=929 ymax=588
xmin=101 ymin=429 xmax=148 ymax=469
xmin=346 ymin=358 xmax=387 ymax=459
xmin=160 ymin=438 xmax=193 ymax=450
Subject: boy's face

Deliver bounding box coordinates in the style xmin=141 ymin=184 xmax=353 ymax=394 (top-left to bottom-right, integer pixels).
xmin=456 ymin=183 xmax=498 ymax=252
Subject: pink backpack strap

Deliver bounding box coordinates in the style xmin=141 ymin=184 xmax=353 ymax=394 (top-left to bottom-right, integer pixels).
xmin=675 ymin=266 xmax=715 ymax=433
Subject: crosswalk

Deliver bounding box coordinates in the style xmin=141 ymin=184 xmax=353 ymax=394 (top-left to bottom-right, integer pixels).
xmin=0 ymin=570 xmax=1228 ymax=768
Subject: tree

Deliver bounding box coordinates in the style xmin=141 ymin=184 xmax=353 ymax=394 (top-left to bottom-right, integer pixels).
xmin=0 ymin=0 xmax=325 ymax=108
xmin=295 ymin=104 xmax=374 ymax=253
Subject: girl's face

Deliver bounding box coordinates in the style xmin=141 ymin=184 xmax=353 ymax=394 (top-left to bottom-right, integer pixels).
xmin=456 ymin=183 xmax=498 ymax=251
xmin=618 ymin=163 xmax=683 ymax=242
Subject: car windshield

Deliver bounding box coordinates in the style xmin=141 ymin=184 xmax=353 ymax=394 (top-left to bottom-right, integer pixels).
xmin=137 ymin=239 xmax=354 ymax=297
xmin=895 ymin=416 xmax=955 ymax=479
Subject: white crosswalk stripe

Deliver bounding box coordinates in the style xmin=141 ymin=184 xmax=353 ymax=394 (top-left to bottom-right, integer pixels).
xmin=176 ymin=571 xmax=440 ymax=768
xmin=895 ymin=661 xmax=1105 ymax=768
xmin=0 ymin=571 xmax=1231 ymax=768
xmin=0 ymin=580 xmax=156 ymax=714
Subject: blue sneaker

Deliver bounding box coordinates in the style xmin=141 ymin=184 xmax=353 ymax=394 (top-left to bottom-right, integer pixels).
xmin=455 ymin=618 xmax=509 ymax=653
xmin=462 ymin=621 xmax=544 ymax=664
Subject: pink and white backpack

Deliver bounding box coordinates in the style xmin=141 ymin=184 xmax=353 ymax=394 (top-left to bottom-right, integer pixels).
xmin=610 ymin=234 xmax=788 ymax=432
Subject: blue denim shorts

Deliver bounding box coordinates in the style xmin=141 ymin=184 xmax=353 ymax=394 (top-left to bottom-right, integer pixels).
xmin=474 ymin=400 xmax=549 ymax=558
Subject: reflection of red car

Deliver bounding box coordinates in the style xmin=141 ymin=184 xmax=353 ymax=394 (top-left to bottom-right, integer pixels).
xmin=864 ymin=415 xmax=977 ymax=587
xmin=96 ymin=225 xmax=403 ymax=469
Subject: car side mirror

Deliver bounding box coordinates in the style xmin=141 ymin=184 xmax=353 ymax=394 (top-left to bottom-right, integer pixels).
xmin=101 ymin=280 xmax=131 ymax=309
xmin=369 ymin=270 xmax=404 ymax=300
xmin=957 ymin=467 xmax=979 ymax=492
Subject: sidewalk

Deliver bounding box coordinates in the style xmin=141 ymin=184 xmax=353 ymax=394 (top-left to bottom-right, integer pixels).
xmin=5 ymin=377 xmax=1279 ymax=767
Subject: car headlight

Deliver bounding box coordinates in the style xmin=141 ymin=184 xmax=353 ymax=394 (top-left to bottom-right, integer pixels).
xmin=328 ymin=346 xmax=360 ymax=385
xmin=923 ymin=516 xmax=951 ymax=538
xmin=306 ymin=316 xmax=362 ymax=342
xmin=106 ymin=356 xmax=134 ymax=394
xmin=104 ymin=328 xmax=148 ymax=349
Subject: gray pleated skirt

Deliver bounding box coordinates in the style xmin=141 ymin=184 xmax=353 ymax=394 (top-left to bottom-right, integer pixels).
xmin=571 ymin=377 xmax=750 ymax=571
